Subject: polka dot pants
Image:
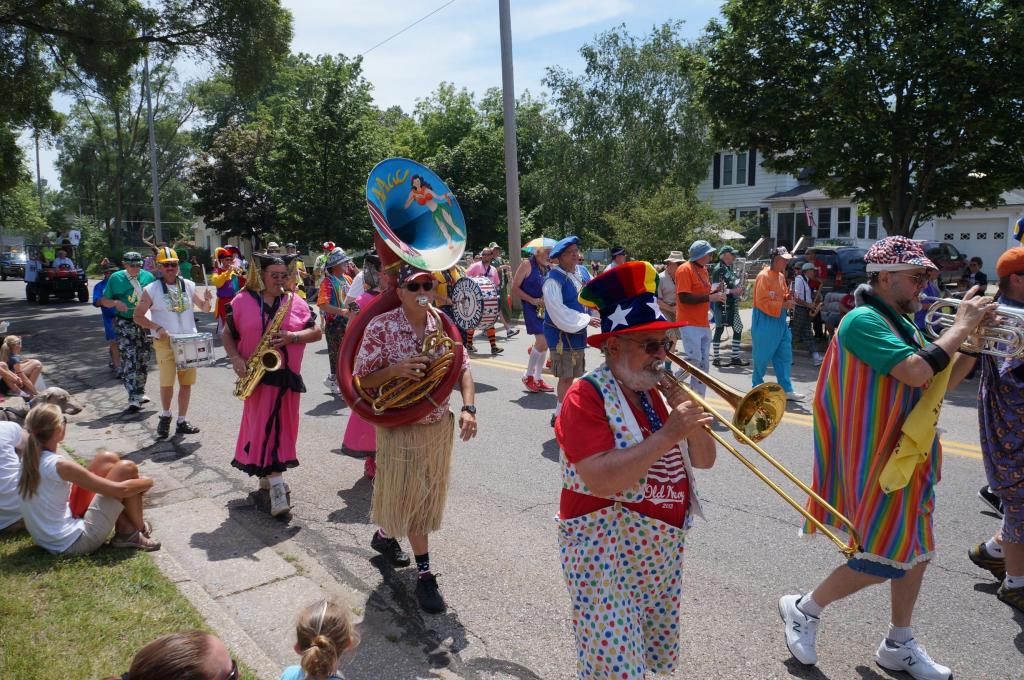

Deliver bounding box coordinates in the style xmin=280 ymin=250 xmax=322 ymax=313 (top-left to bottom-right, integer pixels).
xmin=558 ymin=504 xmax=687 ymax=679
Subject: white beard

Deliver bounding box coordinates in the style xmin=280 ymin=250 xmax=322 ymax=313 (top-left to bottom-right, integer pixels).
xmin=613 ymin=358 xmax=663 ymax=392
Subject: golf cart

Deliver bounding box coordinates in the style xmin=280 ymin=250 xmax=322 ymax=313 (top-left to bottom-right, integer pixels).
xmin=24 ymin=244 xmax=89 ymax=304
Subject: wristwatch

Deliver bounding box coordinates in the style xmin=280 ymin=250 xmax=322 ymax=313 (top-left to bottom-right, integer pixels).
xmin=460 ymin=405 xmax=477 ymax=415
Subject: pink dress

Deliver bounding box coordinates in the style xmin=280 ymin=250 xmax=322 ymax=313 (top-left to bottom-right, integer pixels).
xmin=342 ymin=292 xmax=377 ymax=456
xmin=230 ymin=291 xmax=313 ymax=476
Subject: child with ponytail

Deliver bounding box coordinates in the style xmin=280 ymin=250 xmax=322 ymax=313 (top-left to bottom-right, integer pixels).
xmin=280 ymin=598 xmax=359 ymax=680
xmin=18 ymin=403 xmax=160 ymax=554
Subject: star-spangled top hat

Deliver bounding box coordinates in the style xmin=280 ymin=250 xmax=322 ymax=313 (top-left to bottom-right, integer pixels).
xmin=579 ymin=260 xmax=685 ymax=348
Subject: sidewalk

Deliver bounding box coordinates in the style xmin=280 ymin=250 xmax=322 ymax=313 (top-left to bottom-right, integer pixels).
xmin=60 ymin=373 xmax=366 ymax=680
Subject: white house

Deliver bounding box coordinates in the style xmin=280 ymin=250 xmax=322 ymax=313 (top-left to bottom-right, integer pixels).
xmin=696 ymin=149 xmax=1024 ymax=280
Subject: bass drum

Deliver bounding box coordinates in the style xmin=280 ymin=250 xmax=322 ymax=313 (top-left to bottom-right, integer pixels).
xmin=337 ymin=287 xmax=466 ymax=427
xmin=450 ymin=276 xmax=499 ymax=331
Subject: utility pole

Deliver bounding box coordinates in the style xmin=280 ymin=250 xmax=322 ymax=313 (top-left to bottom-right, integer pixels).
xmin=142 ymin=36 xmax=163 ymax=243
xmin=498 ymin=0 xmax=522 ymax=298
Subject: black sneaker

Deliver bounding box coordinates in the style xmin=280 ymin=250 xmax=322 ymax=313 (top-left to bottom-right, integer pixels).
xmin=156 ymin=415 xmax=172 ymax=439
xmin=997 ymin=582 xmax=1024 ymax=614
xmin=506 ymin=328 xmax=520 ymax=338
xmin=175 ymin=419 xmax=200 ymax=435
xmin=415 ymin=573 xmax=446 ymax=614
xmin=711 ymin=358 xmax=723 ymax=367
xmin=490 ymin=346 xmax=504 ymax=355
xmin=968 ymin=542 xmax=1006 ymax=580
xmin=979 ymin=486 xmax=1004 ymax=517
xmin=370 ymin=531 xmax=411 ymax=567
xmin=730 ymin=357 xmax=751 ymax=367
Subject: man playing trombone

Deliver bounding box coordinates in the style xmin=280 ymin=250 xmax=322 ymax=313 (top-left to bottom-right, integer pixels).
xmin=780 ymin=236 xmax=996 ymax=680
xmin=555 ymin=261 xmax=715 ymax=680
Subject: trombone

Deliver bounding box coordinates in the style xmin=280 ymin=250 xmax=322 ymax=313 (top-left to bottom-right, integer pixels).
xmin=661 ymin=352 xmax=861 ymax=558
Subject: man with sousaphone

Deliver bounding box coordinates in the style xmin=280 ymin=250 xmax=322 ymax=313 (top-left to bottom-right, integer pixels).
xmin=780 ymin=236 xmax=997 ymax=680
xmin=554 ymin=260 xmax=716 ymax=680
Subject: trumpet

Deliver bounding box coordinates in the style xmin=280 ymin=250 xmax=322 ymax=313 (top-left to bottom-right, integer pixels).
xmin=922 ymin=297 xmax=1024 ymax=358
xmin=661 ymin=352 xmax=861 ymax=558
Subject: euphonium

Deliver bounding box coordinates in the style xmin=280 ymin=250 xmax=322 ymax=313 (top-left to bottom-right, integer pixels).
xmin=233 ymin=293 xmax=294 ymax=400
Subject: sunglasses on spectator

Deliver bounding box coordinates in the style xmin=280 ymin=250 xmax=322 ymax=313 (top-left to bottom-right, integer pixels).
xmin=404 ymin=280 xmax=434 ymax=292
xmin=621 ymin=337 xmax=674 ymax=355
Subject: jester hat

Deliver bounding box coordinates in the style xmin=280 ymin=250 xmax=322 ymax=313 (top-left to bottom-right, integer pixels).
xmin=579 ymin=260 xmax=684 ymax=348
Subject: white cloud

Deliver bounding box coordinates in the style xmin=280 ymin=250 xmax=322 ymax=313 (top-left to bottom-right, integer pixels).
xmin=514 ymin=0 xmax=633 ymax=40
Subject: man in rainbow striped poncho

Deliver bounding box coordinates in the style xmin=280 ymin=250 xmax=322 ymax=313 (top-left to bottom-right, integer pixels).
xmin=778 ymin=236 xmax=996 ymax=680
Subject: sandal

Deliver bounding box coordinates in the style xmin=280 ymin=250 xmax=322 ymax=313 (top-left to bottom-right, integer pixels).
xmin=110 ymin=529 xmax=161 ymax=551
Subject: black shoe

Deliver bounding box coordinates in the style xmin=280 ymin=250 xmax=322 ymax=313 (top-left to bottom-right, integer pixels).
xmin=968 ymin=542 xmax=1006 ymax=580
xmin=465 ymin=343 xmax=476 ymax=353
xmin=730 ymin=357 xmax=751 ymax=367
xmin=997 ymin=583 xmax=1024 ymax=614
xmin=370 ymin=531 xmax=411 ymax=567
xmin=415 ymin=573 xmax=446 ymax=614
xmin=550 ymin=413 xmax=556 ymax=427
xmin=490 ymin=346 xmax=504 ymax=355
xmin=711 ymin=358 xmax=723 ymax=367
xmin=175 ymin=419 xmax=200 ymax=435
xmin=506 ymin=328 xmax=520 ymax=338
xmin=156 ymin=415 xmax=172 ymax=439
xmin=979 ymin=486 xmax=1004 ymax=517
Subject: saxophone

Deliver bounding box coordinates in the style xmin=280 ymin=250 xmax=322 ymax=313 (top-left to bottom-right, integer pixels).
xmin=233 ymin=293 xmax=294 ymax=400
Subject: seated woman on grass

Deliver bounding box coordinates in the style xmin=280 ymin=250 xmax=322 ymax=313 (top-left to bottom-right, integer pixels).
xmin=18 ymin=403 xmax=160 ymax=554
xmin=0 ymin=335 xmax=44 ymax=397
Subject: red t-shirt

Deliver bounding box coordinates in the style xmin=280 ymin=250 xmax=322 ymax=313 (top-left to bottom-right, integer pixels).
xmin=555 ymin=379 xmax=691 ymax=527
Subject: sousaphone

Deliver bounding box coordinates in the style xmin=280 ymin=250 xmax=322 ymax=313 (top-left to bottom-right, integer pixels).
xmin=337 ymin=158 xmax=468 ymax=426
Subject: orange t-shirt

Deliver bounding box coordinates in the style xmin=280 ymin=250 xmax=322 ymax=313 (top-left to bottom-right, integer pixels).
xmin=675 ymin=261 xmax=712 ymax=327
xmin=752 ymin=267 xmax=790 ymax=318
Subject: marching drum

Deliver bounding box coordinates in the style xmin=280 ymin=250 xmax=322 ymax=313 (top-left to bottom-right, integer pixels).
xmin=171 ymin=332 xmax=216 ymax=369
xmin=450 ymin=276 xmax=499 ymax=331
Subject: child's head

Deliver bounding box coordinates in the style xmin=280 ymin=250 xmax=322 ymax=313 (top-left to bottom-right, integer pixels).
xmin=294 ymin=598 xmax=358 ymax=679
xmin=102 ymin=630 xmax=234 ymax=680
xmin=1 ymin=335 xmax=21 ymax=361
xmin=18 ymin=403 xmax=65 ymax=499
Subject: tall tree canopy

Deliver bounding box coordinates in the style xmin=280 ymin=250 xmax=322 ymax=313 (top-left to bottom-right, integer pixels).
xmin=702 ymin=0 xmax=1024 ymax=236
xmin=0 ymin=0 xmax=292 ymax=191
xmin=536 ymin=22 xmax=713 ymax=242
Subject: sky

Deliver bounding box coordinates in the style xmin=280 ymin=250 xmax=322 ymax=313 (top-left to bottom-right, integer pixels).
xmin=24 ymin=0 xmax=723 ymax=190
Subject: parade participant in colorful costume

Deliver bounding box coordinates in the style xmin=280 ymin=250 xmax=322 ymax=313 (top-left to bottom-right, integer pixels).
xmin=543 ymin=236 xmax=599 ymax=427
xmin=710 ymin=245 xmax=748 ymax=367
xmin=555 ymin=260 xmax=716 ymax=680
xmin=675 ymin=240 xmax=724 ymax=396
xmin=221 ymin=253 xmax=322 ymax=517
xmin=133 ymin=247 xmax=213 ymax=438
xmin=751 ymin=247 xmax=803 ymax=401
xmin=98 ymin=251 xmax=155 ymax=411
xmin=92 ymin=262 xmax=121 ymax=376
xmin=779 ymin=236 xmax=995 ymax=679
xmin=512 ymin=244 xmax=554 ymax=393
xmin=354 ymin=263 xmax=476 ymax=614
xmin=967 ymin=247 xmax=1024 ymax=613
xmin=313 ymin=241 xmax=334 ymax=288
xmin=318 ymin=248 xmax=353 ymax=397
xmin=211 ymin=247 xmax=245 ymax=332
xmin=286 ymin=243 xmax=309 ymax=299
xmin=465 ymin=247 xmax=506 ymax=355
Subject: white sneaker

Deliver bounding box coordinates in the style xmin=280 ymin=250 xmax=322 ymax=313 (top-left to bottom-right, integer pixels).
xmin=785 ymin=391 xmax=806 ymax=402
xmin=874 ymin=638 xmax=951 ymax=680
xmin=812 ymin=352 xmax=823 ymax=366
xmin=269 ymin=482 xmax=290 ymax=516
xmin=778 ymin=594 xmax=819 ymax=665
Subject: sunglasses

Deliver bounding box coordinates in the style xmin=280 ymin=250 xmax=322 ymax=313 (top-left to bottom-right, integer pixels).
xmin=161 ymin=262 xmax=179 ymax=268
xmin=404 ymin=280 xmax=434 ymax=292
xmin=895 ymin=271 xmax=930 ymax=285
xmin=621 ymin=337 xmax=674 ymax=355
xmin=124 ymin=262 xmax=142 ymax=267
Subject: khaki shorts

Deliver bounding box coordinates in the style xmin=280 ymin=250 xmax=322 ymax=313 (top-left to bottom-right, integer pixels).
xmin=551 ymin=348 xmax=586 ymax=379
xmin=154 ymin=337 xmax=197 ymax=388
xmin=63 ymin=495 xmax=124 ymax=556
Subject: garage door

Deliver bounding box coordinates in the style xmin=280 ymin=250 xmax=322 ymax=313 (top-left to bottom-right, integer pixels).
xmin=932 ymin=217 xmax=1010 ymax=280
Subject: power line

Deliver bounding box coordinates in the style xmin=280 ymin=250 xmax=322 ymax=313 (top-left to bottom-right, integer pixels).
xmin=359 ymin=0 xmax=458 ymax=56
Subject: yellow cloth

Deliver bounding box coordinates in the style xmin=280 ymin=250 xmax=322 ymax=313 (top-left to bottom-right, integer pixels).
xmin=879 ymin=364 xmax=952 ymax=494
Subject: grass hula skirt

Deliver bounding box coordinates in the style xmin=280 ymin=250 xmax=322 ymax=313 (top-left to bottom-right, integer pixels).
xmin=371 ymin=412 xmax=455 ymax=538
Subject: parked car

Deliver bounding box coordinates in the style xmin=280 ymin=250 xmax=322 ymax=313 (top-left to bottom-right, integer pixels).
xmin=0 ymin=252 xmax=26 ymax=280
xmin=915 ymin=240 xmax=967 ymax=286
xmin=790 ymin=246 xmax=868 ymax=292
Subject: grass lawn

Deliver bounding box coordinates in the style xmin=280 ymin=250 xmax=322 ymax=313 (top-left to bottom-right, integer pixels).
xmin=0 ymin=531 xmax=260 ymax=680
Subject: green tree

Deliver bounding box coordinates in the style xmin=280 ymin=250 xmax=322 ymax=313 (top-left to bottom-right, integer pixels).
xmin=539 ymin=22 xmax=713 ymax=240
xmin=702 ymin=0 xmax=1024 ymax=236
xmin=602 ymin=182 xmax=722 ymax=262
xmin=0 ymin=177 xmax=48 ymax=239
xmin=0 ymin=0 xmax=292 ymax=192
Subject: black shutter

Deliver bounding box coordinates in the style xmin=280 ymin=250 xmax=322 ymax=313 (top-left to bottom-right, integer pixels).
xmin=747 ymin=149 xmax=756 ymax=186
xmin=712 ymin=153 xmax=721 ymax=189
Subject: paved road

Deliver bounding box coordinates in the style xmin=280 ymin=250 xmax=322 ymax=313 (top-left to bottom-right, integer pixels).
xmin=3 ymin=279 xmax=1021 ymax=679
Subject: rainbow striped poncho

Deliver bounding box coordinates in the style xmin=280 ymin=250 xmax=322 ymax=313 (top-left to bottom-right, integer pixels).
xmin=803 ymin=312 xmax=940 ymax=569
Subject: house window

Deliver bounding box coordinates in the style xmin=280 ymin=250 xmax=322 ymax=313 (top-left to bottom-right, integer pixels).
xmin=857 ymin=215 xmax=880 ymax=240
xmin=735 ymin=152 xmax=747 ymax=185
xmin=816 ymin=208 xmax=831 ymax=239
xmin=837 ymin=207 xmax=851 ymax=237
xmin=722 ymin=154 xmax=734 ymax=186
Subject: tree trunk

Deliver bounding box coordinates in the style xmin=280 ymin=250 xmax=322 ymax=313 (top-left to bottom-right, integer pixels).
xmin=113 ymin=106 xmax=125 ymax=250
